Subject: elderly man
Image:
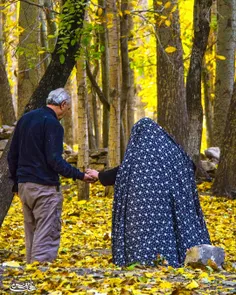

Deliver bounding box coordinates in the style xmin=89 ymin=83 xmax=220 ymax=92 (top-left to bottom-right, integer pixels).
xmin=8 ymin=88 xmax=93 ymax=264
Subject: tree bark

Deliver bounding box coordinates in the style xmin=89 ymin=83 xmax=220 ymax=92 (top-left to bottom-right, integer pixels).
xmin=76 ymin=58 xmax=89 ymax=200
xmin=0 ymin=1 xmax=16 ymax=126
xmin=98 ymin=0 xmax=110 ymax=148
xmin=120 ymin=0 xmax=134 ymax=158
xmin=107 ymin=0 xmax=121 ymax=168
xmin=63 ymin=75 xmax=74 ymax=147
xmin=154 ymin=0 xmax=188 ymax=149
xmin=202 ymin=61 xmax=214 ymax=147
xmin=212 ymin=81 xmax=236 ymax=198
xmin=0 ymin=59 xmax=16 ymax=126
xmin=186 ymin=0 xmax=212 ymax=163
xmin=17 ymin=0 xmax=41 ymax=118
xmin=213 ymin=0 xmax=236 ymax=148
xmin=0 ymin=0 xmax=88 ymax=227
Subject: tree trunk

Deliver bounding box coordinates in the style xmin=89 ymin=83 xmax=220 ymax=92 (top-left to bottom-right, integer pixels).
xmin=212 ymin=81 xmax=236 ymax=198
xmin=76 ymin=58 xmax=89 ymax=200
xmin=0 ymin=60 xmax=16 ymax=126
xmin=213 ymin=0 xmax=236 ymax=148
xmin=0 ymin=1 xmax=16 ymax=126
xmin=107 ymin=0 xmax=121 ymax=168
xmin=98 ymin=0 xmax=110 ymax=147
xmin=87 ymin=91 xmax=97 ymax=149
xmin=17 ymin=0 xmax=41 ymax=118
xmin=202 ymin=61 xmax=214 ymax=147
xmin=120 ymin=0 xmax=133 ymax=156
xmin=63 ymin=75 xmax=74 ymax=147
xmin=186 ymin=0 xmax=212 ymax=163
xmin=0 ymin=0 xmax=88 ymax=227
xmin=154 ymin=0 xmax=188 ymax=148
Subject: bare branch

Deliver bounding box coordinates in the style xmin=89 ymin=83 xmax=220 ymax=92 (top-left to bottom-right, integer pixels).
xmin=86 ymin=61 xmax=110 ymax=111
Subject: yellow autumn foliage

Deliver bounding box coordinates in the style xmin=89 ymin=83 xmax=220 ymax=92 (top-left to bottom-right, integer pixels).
xmin=0 ymin=180 xmax=235 ymax=294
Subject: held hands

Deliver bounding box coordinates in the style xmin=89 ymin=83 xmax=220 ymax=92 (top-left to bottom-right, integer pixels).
xmin=83 ymin=173 xmax=96 ymax=183
xmin=86 ymin=169 xmax=99 ymax=180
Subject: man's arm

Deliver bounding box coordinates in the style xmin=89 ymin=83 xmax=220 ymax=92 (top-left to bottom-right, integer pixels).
xmin=44 ymin=120 xmax=93 ymax=181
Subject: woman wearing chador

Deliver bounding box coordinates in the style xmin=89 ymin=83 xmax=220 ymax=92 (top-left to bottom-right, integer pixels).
xmin=87 ymin=118 xmax=211 ymax=267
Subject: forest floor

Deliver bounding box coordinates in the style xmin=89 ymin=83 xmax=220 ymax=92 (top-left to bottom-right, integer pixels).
xmin=0 ymin=180 xmax=235 ymax=295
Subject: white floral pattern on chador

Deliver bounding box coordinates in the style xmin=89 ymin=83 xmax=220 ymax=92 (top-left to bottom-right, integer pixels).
xmin=112 ymin=118 xmax=211 ymax=267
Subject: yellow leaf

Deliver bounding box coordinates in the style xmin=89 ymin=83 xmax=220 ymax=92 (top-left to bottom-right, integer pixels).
xmin=159 ymin=280 xmax=172 ymax=289
xmin=171 ymin=5 xmax=177 ymax=13
xmin=165 ymin=20 xmax=171 ymax=26
xmin=118 ymin=9 xmax=123 ymax=16
xmin=2 ymin=261 xmax=20 ymax=268
xmin=97 ymin=7 xmax=103 ymax=16
xmin=78 ymin=200 xmax=87 ymax=205
xmin=165 ymin=46 xmax=177 ymax=53
xmin=199 ymin=272 xmax=209 ymax=279
xmin=157 ymin=1 xmax=162 ymax=4
xmin=164 ymin=1 xmax=171 ymax=9
xmin=124 ymin=10 xmax=131 ymax=15
xmin=186 ymin=280 xmax=199 ymax=290
xmin=160 ymin=15 xmax=167 ymax=20
xmin=144 ymin=272 xmax=153 ymax=278
xmin=216 ymin=55 xmax=226 ymax=60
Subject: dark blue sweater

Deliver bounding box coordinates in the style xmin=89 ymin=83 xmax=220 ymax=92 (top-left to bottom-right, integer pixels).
xmin=7 ymin=106 xmax=84 ymax=186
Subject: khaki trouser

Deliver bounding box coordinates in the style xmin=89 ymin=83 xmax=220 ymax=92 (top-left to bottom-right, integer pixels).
xmin=18 ymin=182 xmax=63 ymax=264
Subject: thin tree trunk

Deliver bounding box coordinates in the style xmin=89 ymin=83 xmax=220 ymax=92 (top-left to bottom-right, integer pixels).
xmin=98 ymin=0 xmax=110 ymax=147
xmin=213 ymin=0 xmax=236 ymax=147
xmin=64 ymin=75 xmax=74 ymax=147
xmin=87 ymin=91 xmax=97 ymax=149
xmin=0 ymin=59 xmax=16 ymax=126
xmin=154 ymin=0 xmax=188 ymax=148
xmin=76 ymin=58 xmax=89 ymax=200
xmin=186 ymin=0 xmax=212 ymax=163
xmin=92 ymin=91 xmax=100 ymax=148
xmin=202 ymin=61 xmax=214 ymax=147
xmin=127 ymin=67 xmax=135 ymax=136
xmin=0 ymin=0 xmax=88 ymax=227
xmin=212 ymin=81 xmax=236 ymax=198
xmin=120 ymin=0 xmax=133 ymax=156
xmin=107 ymin=0 xmax=121 ymax=168
xmin=17 ymin=0 xmax=41 ymax=118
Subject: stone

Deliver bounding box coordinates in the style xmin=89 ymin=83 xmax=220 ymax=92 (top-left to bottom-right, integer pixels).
xmin=90 ymin=148 xmax=108 ymax=158
xmin=2 ymin=125 xmax=14 ymax=132
xmin=89 ymin=164 xmax=105 ymax=171
xmin=184 ymin=244 xmax=225 ymax=268
xmin=66 ymin=154 xmax=77 ymax=164
xmin=0 ymin=140 xmax=8 ymax=150
xmin=63 ymin=142 xmax=73 ymax=154
xmin=204 ymin=147 xmax=220 ymax=162
xmin=201 ymin=160 xmax=217 ymax=172
xmin=0 ymin=132 xmax=12 ymax=139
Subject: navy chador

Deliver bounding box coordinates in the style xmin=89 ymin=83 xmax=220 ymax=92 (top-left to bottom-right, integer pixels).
xmin=112 ymin=118 xmax=211 ymax=267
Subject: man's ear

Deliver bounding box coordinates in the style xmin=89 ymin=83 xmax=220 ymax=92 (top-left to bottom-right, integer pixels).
xmin=61 ymin=100 xmax=67 ymax=108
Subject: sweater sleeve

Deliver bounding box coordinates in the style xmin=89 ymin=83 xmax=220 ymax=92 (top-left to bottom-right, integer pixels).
xmin=98 ymin=166 xmax=119 ymax=186
xmin=44 ymin=119 xmax=84 ymax=180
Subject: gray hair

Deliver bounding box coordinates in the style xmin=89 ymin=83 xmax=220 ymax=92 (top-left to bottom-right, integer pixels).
xmin=46 ymin=88 xmax=71 ymax=105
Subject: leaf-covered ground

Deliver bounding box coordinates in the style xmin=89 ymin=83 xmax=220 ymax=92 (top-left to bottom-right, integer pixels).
xmin=0 ymin=181 xmax=235 ymax=294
